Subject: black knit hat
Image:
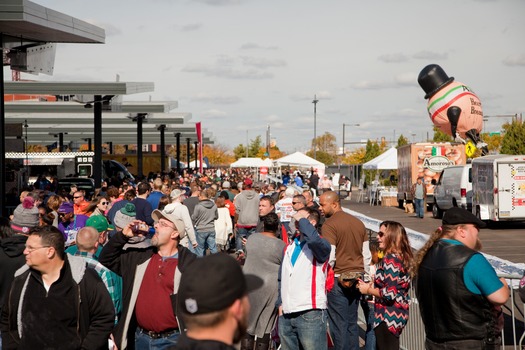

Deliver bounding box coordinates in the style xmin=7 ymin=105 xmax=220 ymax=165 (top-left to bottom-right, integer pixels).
xmin=178 ymin=253 xmax=263 ymax=315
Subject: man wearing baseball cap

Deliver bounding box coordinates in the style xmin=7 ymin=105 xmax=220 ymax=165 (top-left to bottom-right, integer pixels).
xmin=99 ymin=207 xmax=197 ymax=349
xmin=174 ymin=253 xmax=263 ymax=349
xmin=414 ymin=207 xmax=509 ymax=349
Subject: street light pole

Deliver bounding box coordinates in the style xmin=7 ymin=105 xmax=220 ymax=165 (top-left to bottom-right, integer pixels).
xmin=312 ymin=95 xmax=319 ymax=160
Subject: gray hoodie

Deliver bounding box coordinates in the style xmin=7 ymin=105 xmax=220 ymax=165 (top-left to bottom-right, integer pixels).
xmin=192 ymin=199 xmax=219 ymax=232
xmin=234 ymin=189 xmax=260 ymax=226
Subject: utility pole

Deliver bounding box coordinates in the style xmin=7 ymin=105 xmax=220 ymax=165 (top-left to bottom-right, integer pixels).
xmin=312 ymin=95 xmax=319 ymax=160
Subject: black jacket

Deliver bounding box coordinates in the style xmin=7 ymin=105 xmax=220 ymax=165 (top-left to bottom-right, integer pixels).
xmin=0 ymin=254 xmax=115 ymax=350
xmin=99 ymin=231 xmax=197 ymax=350
xmin=0 ymin=235 xmax=27 ymax=314
xmin=415 ymin=240 xmax=498 ymax=342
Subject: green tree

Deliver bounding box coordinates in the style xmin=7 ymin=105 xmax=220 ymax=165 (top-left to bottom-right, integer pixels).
xmin=397 ymin=134 xmax=409 ymax=148
xmin=478 ymin=132 xmax=503 ymax=155
xmin=364 ymin=140 xmax=381 ymax=162
xmin=306 ymin=150 xmax=334 ymax=165
xmin=312 ymin=132 xmax=337 ymax=155
xmin=500 ymin=120 xmax=525 ymax=154
xmin=249 ymin=135 xmax=263 ymax=157
xmin=233 ymin=144 xmax=247 ymax=160
xmin=432 ymin=126 xmax=453 ymax=142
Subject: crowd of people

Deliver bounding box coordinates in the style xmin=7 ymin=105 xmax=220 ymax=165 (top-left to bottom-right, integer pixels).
xmin=0 ymin=166 xmax=512 ymax=350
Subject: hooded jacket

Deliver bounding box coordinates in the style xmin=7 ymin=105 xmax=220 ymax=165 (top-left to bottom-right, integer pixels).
xmin=1 ymin=254 xmax=114 ymax=350
xmin=234 ymin=190 xmax=260 ymax=226
xmin=0 ymin=235 xmax=28 ymax=315
xmin=192 ymin=199 xmax=219 ymax=232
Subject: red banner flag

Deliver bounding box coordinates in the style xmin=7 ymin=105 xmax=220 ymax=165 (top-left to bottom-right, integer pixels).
xmin=196 ymin=122 xmax=203 ymax=173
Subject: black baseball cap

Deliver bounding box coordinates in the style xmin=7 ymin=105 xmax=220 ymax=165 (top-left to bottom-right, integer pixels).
xmin=178 ymin=253 xmax=263 ymax=315
xmin=442 ymin=207 xmax=487 ymax=228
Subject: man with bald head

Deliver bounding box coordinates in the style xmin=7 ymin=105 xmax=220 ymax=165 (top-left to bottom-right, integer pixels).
xmin=75 ymin=226 xmax=122 ymax=325
xmin=318 ymin=190 xmax=368 ymax=350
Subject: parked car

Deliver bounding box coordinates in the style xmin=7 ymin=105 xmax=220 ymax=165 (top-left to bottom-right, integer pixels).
xmin=432 ymin=164 xmax=472 ymax=219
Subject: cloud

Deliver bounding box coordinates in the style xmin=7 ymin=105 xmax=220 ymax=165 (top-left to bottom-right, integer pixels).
xmin=190 ymin=93 xmax=242 ymax=104
xmin=201 ymin=109 xmax=228 ymax=118
xmin=263 ymin=115 xmax=280 ymax=122
xmin=378 ymin=53 xmax=409 ymax=63
xmin=240 ymin=43 xmax=279 ymax=50
xmin=181 ymin=23 xmax=202 ymax=32
xmin=290 ymin=91 xmax=333 ymax=101
xmin=412 ymin=51 xmax=448 ymax=60
xmin=502 ymin=54 xmax=525 ymax=66
xmin=240 ymin=56 xmax=286 ymax=69
xmin=353 ymin=75 xmax=418 ymax=90
xmin=182 ymin=55 xmax=279 ymax=79
xmin=394 ymin=72 xmax=418 ymax=87
xmin=194 ymin=0 xmax=243 ymax=5
xmin=479 ymin=92 xmax=503 ymax=101
xmin=353 ymin=80 xmax=393 ymax=90
xmin=183 ymin=64 xmax=273 ymax=79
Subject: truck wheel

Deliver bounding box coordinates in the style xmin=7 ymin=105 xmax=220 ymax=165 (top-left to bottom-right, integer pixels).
xmin=432 ymin=203 xmax=442 ymax=219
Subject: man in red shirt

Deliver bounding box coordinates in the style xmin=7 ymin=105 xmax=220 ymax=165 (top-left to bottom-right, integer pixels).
xmin=99 ymin=207 xmax=197 ymax=349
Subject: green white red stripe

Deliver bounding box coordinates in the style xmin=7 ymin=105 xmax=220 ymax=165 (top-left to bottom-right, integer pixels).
xmin=427 ymin=84 xmax=477 ymax=122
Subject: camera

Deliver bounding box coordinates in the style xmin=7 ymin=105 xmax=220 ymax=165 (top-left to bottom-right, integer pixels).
xmin=131 ymin=222 xmax=149 ymax=235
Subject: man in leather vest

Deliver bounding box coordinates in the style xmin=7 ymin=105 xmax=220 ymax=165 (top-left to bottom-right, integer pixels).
xmin=414 ymin=208 xmax=509 ymax=349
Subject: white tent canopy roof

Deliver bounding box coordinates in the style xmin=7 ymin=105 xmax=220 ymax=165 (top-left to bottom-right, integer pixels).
xmin=274 ymin=152 xmax=325 ymax=169
xmin=230 ymin=157 xmax=272 ymax=168
xmin=362 ymin=147 xmax=398 ymax=170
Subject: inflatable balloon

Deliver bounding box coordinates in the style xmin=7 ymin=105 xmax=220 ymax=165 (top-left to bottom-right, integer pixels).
xmin=418 ymin=64 xmax=486 ymax=154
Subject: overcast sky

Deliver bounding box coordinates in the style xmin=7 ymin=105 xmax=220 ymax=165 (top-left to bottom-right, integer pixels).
xmin=25 ymin=0 xmax=525 ymax=153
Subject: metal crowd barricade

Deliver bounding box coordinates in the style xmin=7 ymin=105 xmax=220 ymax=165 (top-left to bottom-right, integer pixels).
xmin=397 ymin=274 xmax=525 ymax=350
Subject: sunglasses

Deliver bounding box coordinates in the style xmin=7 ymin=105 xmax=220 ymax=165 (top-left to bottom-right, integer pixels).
xmin=100 ymin=202 xmax=109 ymax=205
xmin=377 ymin=231 xmax=386 ymax=238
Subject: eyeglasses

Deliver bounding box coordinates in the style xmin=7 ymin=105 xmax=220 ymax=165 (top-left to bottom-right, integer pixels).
xmin=377 ymin=231 xmax=385 ymax=238
xmin=25 ymin=245 xmax=50 ymax=253
xmin=100 ymin=202 xmax=109 ymax=205
xmin=157 ymin=220 xmax=175 ymax=229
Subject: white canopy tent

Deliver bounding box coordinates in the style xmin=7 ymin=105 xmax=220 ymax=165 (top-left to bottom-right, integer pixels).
xmin=230 ymin=157 xmax=272 ymax=168
xmin=188 ymin=160 xmax=207 ymax=168
xmin=274 ymin=152 xmax=325 ymax=170
xmin=230 ymin=157 xmax=273 ymax=181
xmin=362 ymin=147 xmax=398 ymax=170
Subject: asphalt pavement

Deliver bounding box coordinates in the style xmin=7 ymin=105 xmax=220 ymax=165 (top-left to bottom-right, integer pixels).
xmin=340 ymin=193 xmax=525 ymax=265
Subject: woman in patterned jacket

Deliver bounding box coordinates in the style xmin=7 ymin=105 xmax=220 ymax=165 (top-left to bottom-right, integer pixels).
xmin=357 ymin=221 xmax=413 ymax=350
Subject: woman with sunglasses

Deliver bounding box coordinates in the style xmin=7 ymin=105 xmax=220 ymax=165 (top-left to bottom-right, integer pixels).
xmin=86 ymin=196 xmax=110 ymax=217
xmin=357 ymin=221 xmax=413 ymax=350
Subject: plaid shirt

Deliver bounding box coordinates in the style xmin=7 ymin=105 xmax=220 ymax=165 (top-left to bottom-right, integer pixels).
xmin=74 ymin=251 xmax=122 ymax=324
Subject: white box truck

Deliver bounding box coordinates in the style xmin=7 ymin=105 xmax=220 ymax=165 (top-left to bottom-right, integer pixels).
xmin=471 ymin=155 xmax=525 ymax=221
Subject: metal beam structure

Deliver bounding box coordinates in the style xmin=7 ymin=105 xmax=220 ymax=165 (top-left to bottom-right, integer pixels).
xmin=4 ymin=101 xmax=179 ymax=114
xmin=0 ymin=0 xmax=105 ymax=46
xmin=0 ymin=0 xmax=106 ymax=216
